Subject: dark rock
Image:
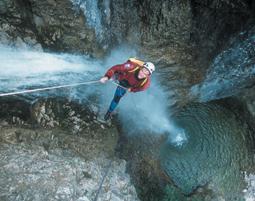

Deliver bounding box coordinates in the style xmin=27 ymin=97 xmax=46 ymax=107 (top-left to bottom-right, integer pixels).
xmin=191 ymin=25 xmax=255 ymax=102
xmin=0 ymin=0 xmax=103 ymax=56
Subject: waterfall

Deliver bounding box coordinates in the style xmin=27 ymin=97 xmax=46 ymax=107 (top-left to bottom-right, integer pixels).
xmin=70 ymin=0 xmax=110 ymax=45
xmin=0 ymin=45 xmax=187 ymax=146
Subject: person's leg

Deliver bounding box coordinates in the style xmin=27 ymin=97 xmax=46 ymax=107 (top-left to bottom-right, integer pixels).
xmin=105 ymin=86 xmax=127 ymax=120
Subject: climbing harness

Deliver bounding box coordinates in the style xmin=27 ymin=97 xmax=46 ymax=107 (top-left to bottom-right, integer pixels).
xmin=128 ymin=57 xmax=145 ymax=66
xmin=109 ymin=80 xmax=129 ymax=90
xmin=127 ymin=58 xmax=148 ymax=88
xmin=127 ymin=66 xmax=148 ymax=88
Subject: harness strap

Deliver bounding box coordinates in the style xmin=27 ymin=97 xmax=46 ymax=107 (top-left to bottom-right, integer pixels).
xmin=128 ymin=66 xmax=140 ymax=73
xmin=140 ymin=77 xmax=148 ymax=87
xmin=128 ymin=66 xmax=148 ymax=87
xmin=128 ymin=58 xmax=145 ymax=66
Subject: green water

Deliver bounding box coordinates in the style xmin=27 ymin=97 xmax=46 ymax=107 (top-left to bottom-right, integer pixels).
xmin=160 ymin=103 xmax=254 ymax=200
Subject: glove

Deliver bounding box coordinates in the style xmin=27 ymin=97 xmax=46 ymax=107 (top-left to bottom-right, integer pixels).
xmin=100 ymin=76 xmax=109 ymax=83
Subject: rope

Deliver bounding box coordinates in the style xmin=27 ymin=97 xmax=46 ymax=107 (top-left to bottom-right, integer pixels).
xmin=0 ymin=80 xmax=101 ymax=97
xmin=92 ymin=80 xmax=128 ymax=201
xmin=0 ymin=77 xmax=129 ymax=200
xmin=0 ymin=77 xmax=131 ymax=200
xmin=91 ymin=80 xmax=128 ymax=201
xmin=109 ymin=80 xmax=129 ymax=90
xmin=0 ymin=79 xmax=130 ymax=97
xmin=93 ymin=159 xmax=113 ymax=201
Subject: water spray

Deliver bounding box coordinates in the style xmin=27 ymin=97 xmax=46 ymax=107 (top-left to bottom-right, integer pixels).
xmin=0 ymin=45 xmax=188 ymax=147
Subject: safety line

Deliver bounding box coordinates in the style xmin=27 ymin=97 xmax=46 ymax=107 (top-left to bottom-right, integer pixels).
xmin=93 ymin=159 xmax=113 ymax=201
xmin=0 ymin=78 xmax=129 ymax=200
xmin=0 ymin=79 xmax=129 ymax=97
xmin=0 ymin=80 xmax=100 ymax=97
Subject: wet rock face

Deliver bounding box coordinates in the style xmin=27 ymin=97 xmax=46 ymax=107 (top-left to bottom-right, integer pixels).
xmin=0 ymin=98 xmax=32 ymax=126
xmin=0 ymin=136 xmax=139 ymax=201
xmin=0 ymin=0 xmax=102 ymax=56
xmin=188 ymin=0 xmax=254 ymax=66
xmin=29 ymin=0 xmax=102 ymax=55
xmin=31 ymin=98 xmax=94 ymax=133
xmin=0 ymin=97 xmax=140 ymax=201
xmin=0 ymin=0 xmax=41 ymax=50
xmin=191 ymin=25 xmax=255 ymax=102
xmin=241 ymin=88 xmax=255 ymax=119
xmin=1 ymin=0 xmax=253 ymax=63
xmin=14 ymin=97 xmax=113 ymax=135
xmin=116 ymin=128 xmax=168 ymax=201
xmin=0 ymin=97 xmax=118 ymax=155
xmin=109 ymin=0 xmax=253 ymax=67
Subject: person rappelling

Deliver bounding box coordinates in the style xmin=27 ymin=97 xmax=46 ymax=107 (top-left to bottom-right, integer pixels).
xmin=100 ymin=58 xmax=155 ymax=121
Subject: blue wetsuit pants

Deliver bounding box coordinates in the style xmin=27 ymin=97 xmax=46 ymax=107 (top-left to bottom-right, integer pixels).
xmin=108 ymin=86 xmax=127 ymax=113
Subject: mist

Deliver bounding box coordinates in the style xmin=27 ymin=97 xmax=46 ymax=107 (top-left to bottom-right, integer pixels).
xmin=0 ymin=45 xmax=187 ymax=146
xmin=99 ymin=46 xmax=187 ymax=146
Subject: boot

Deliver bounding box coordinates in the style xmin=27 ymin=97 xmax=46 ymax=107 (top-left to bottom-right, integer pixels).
xmin=104 ymin=111 xmax=112 ymax=121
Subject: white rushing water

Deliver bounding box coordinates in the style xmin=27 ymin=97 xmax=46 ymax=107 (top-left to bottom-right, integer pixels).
xmin=0 ymin=45 xmax=187 ymax=146
xmin=70 ymin=0 xmax=105 ymax=42
xmin=0 ymin=46 xmax=102 ymax=90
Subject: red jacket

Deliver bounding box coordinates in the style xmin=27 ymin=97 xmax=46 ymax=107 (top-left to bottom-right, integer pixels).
xmin=105 ymin=61 xmax=151 ymax=92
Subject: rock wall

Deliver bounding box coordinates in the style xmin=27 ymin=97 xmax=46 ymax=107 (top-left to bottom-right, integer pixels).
xmin=0 ymin=0 xmax=102 ymax=56
xmin=191 ymin=25 xmax=255 ymax=102
xmin=0 ymin=133 xmax=139 ymax=201
xmin=0 ymin=97 xmax=140 ymax=201
xmin=1 ymin=0 xmax=254 ymax=63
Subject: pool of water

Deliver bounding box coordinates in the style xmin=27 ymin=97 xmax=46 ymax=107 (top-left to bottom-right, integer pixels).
xmin=160 ymin=103 xmax=254 ymax=200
